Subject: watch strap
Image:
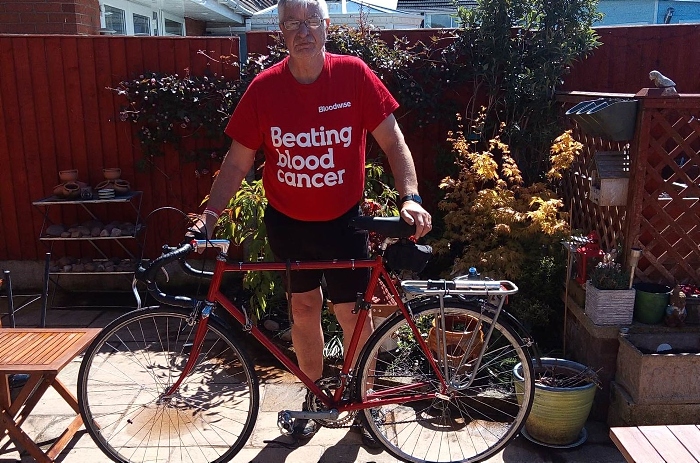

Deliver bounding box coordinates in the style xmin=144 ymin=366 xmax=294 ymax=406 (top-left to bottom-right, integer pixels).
xmin=400 ymin=193 xmax=422 ymax=204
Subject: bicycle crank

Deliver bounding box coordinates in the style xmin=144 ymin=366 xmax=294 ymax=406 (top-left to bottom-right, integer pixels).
xmin=305 ymin=378 xmax=357 ymax=428
xmin=277 ymin=409 xmax=341 ymax=435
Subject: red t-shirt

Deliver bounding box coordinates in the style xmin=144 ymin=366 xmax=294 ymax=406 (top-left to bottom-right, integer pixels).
xmin=225 ymin=53 xmax=399 ymax=221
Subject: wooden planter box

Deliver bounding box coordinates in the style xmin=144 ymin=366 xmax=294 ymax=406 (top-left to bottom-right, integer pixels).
xmin=585 ymin=281 xmax=635 ymax=325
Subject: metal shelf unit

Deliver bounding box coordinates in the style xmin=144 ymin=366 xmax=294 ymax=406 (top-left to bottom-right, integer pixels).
xmin=32 ymin=191 xmax=144 ymax=310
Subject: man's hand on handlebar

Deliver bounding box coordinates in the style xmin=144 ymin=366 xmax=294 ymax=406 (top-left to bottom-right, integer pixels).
xmin=185 ymin=213 xmax=217 ymax=251
xmin=400 ymin=202 xmax=432 ymax=240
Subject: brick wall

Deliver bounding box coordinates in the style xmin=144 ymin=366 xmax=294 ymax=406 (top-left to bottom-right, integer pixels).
xmin=0 ymin=0 xmax=100 ymax=35
xmin=185 ymin=17 xmax=206 ymax=36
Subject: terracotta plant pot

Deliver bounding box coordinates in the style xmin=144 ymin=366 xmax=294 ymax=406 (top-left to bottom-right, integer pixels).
xmin=59 ymin=169 xmax=78 ymax=182
xmin=103 ymin=168 xmax=121 ymax=180
xmin=62 ymin=182 xmax=80 ymax=199
xmin=95 ymin=180 xmax=115 ymax=191
xmin=426 ymin=314 xmax=484 ymax=373
xmin=113 ymin=179 xmax=130 ymax=194
xmin=53 ymin=184 xmax=65 ymax=197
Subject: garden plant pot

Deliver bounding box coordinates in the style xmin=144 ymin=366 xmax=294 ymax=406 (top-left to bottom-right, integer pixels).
xmin=62 ymin=182 xmax=80 ymax=199
xmin=633 ymin=283 xmax=671 ymax=324
xmin=58 ymin=169 xmax=78 ymax=182
xmin=565 ymin=98 xmax=638 ymax=141
xmin=514 ymin=358 xmax=596 ymax=447
xmin=427 ymin=314 xmax=483 ymax=373
xmin=103 ymin=167 xmax=122 ymax=180
xmin=584 ymin=281 xmax=635 ymax=325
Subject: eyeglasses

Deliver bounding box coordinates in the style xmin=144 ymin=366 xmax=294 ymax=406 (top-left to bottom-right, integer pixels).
xmin=282 ymin=17 xmax=323 ymax=31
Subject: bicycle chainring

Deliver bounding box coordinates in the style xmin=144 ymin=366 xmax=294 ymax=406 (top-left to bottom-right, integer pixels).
xmin=306 ymin=377 xmax=356 ymax=428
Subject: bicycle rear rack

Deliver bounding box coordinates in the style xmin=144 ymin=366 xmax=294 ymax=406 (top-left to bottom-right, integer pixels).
xmin=401 ymin=278 xmax=518 ymax=296
xmin=400 ymin=278 xmax=519 ymax=391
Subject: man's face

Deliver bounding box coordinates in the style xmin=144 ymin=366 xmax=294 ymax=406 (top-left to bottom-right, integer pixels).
xmin=279 ymin=2 xmax=328 ymax=61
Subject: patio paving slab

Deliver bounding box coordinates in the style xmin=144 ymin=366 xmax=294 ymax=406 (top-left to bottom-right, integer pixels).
xmin=0 ymin=298 xmax=627 ymax=463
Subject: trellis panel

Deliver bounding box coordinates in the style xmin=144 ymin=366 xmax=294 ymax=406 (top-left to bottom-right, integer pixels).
xmin=558 ymin=92 xmax=700 ymax=287
xmin=627 ymin=100 xmax=700 ymax=285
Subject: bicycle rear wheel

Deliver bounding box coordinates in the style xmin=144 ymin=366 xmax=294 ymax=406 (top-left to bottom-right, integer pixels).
xmin=78 ymin=306 xmax=259 ymax=463
xmin=355 ymin=298 xmax=534 ymax=463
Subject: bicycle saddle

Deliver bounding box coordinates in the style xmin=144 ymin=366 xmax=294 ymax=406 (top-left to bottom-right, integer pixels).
xmin=349 ymin=216 xmax=415 ymax=238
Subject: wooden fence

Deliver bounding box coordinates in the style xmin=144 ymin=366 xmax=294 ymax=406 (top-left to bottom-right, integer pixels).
xmin=3 ymin=25 xmax=700 ymax=286
xmin=0 ymin=36 xmax=239 ymax=262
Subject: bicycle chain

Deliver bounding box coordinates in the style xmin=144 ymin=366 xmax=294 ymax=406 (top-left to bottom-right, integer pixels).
xmin=308 ymin=375 xmax=444 ymax=429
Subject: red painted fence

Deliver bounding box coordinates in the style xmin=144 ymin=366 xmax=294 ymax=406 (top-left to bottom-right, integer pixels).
xmin=0 ymin=36 xmax=239 ymax=261
xmin=2 ymin=24 xmax=700 ymax=262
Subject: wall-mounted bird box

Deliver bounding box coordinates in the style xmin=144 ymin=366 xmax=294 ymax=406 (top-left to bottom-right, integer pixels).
xmin=588 ymin=151 xmax=630 ymax=206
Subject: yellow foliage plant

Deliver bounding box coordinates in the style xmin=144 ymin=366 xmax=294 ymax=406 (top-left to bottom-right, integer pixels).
xmin=434 ymin=115 xmax=579 ymax=281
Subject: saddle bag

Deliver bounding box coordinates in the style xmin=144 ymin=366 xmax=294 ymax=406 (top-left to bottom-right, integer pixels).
xmin=384 ymin=238 xmax=432 ymax=273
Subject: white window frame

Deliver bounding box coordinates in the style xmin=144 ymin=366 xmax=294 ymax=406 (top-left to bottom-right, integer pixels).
xmin=162 ymin=11 xmax=187 ymax=36
xmin=99 ymin=0 xmax=160 ymax=36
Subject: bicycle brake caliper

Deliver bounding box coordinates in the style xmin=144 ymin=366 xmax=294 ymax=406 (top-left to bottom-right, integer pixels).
xmin=186 ymin=301 xmax=208 ymax=326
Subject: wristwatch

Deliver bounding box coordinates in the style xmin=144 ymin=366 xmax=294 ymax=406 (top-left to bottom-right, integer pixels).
xmin=400 ymin=193 xmax=422 ymax=205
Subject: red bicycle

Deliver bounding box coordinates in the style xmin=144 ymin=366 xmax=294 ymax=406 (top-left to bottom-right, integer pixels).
xmin=77 ymin=216 xmax=535 ymax=463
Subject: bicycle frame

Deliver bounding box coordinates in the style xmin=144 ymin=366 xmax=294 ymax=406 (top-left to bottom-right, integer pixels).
xmin=158 ymin=245 xmax=457 ymax=414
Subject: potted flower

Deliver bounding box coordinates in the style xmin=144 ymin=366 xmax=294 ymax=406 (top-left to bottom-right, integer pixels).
xmin=584 ymin=251 xmax=635 ymax=325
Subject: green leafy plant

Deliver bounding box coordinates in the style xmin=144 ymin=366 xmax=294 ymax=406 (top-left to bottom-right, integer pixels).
xmin=212 ymin=178 xmax=282 ymax=319
xmin=450 ymin=0 xmax=602 ymax=181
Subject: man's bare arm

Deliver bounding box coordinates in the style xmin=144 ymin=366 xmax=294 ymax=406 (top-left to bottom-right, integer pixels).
xmin=371 ymin=114 xmax=432 ymax=238
xmin=195 ymin=139 xmax=256 ymax=238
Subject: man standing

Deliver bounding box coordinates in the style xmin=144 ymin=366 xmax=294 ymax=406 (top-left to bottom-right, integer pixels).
xmin=194 ymin=0 xmax=431 ymax=446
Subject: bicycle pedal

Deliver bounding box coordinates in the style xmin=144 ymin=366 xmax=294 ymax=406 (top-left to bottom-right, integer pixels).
xmin=277 ymin=411 xmax=295 ymax=436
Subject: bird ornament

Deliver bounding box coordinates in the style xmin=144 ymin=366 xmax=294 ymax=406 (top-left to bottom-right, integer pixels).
xmin=649 ymin=70 xmax=678 ymax=96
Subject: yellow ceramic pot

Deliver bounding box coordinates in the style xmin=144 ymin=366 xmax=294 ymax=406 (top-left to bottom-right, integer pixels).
xmin=514 ymin=358 xmax=596 ymax=446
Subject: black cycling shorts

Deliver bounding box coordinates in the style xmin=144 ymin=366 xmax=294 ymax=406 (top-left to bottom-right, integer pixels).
xmin=264 ymin=203 xmax=369 ymax=304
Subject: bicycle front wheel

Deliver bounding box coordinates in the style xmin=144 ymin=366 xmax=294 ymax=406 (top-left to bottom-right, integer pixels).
xmin=355 ymin=298 xmax=534 ymax=463
xmin=78 ymin=306 xmax=259 ymax=463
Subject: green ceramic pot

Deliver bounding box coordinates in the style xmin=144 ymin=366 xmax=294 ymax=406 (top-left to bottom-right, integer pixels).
xmin=514 ymin=358 xmax=596 ymax=446
xmin=633 ymin=283 xmax=671 ymax=324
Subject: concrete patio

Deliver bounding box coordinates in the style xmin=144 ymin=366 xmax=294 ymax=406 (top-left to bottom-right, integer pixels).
xmin=0 ymin=296 xmax=627 ymax=463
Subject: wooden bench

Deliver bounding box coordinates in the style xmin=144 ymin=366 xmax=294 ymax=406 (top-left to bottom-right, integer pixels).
xmin=0 ymin=328 xmax=101 ymax=462
xmin=610 ymin=425 xmax=700 ymax=463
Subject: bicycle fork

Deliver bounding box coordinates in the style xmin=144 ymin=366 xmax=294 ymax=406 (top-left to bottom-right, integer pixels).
xmin=160 ymin=302 xmax=213 ymax=399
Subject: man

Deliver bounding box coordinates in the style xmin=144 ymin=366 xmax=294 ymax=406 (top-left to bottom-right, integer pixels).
xmin=193 ymin=0 xmax=431 ymax=446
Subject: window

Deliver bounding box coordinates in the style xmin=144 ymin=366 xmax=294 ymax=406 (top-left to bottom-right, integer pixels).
xmin=426 ymin=14 xmax=459 ymax=28
xmin=104 ymin=5 xmax=126 ymax=34
xmin=164 ymin=18 xmax=183 ymax=36
xmin=100 ymin=1 xmax=167 ymax=36
xmin=133 ymin=13 xmax=151 ymax=35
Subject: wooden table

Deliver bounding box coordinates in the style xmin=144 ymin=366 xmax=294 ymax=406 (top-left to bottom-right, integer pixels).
xmin=0 ymin=328 xmax=101 ymax=462
xmin=610 ymin=425 xmax=700 ymax=463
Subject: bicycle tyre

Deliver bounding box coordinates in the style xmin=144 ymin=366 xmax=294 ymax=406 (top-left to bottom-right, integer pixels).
xmin=354 ymin=297 xmax=534 ymax=463
xmin=78 ymin=306 xmax=259 ymax=463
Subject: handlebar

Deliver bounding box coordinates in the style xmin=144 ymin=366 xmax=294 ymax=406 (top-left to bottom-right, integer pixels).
xmin=135 ymin=239 xmax=228 ymax=309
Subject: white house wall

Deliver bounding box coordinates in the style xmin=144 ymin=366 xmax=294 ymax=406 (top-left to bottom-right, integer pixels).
xmin=595 ymin=0 xmax=656 ymax=25
xmin=660 ymin=1 xmax=700 ymax=24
